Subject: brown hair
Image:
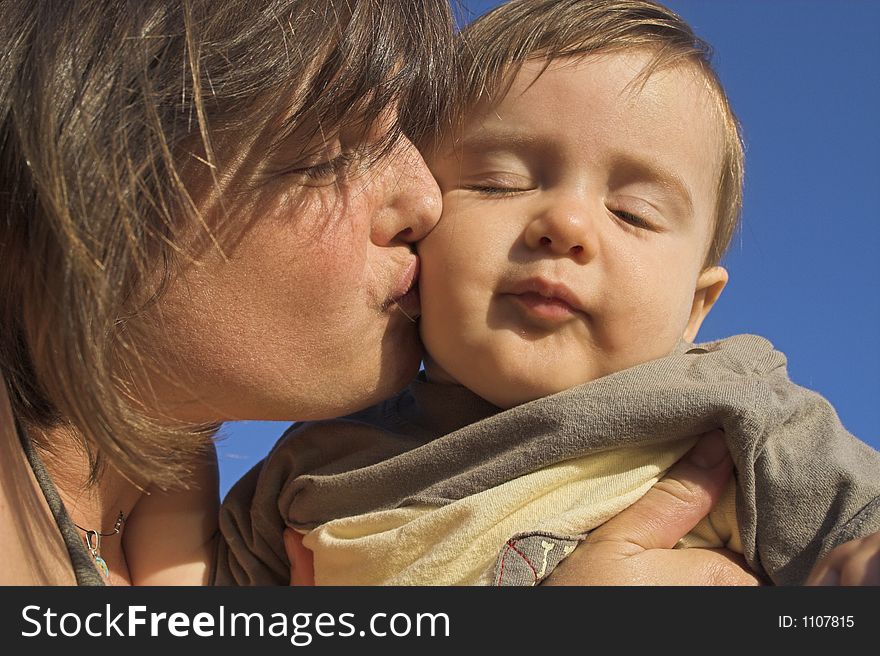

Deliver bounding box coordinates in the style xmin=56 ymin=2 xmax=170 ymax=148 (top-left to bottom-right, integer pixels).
xmin=459 ymin=0 xmax=743 ymax=267
xmin=0 ymin=0 xmax=458 ymax=488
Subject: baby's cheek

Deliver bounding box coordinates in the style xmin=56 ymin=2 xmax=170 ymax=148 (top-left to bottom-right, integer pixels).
xmin=417 ymin=218 xmax=464 ymax=317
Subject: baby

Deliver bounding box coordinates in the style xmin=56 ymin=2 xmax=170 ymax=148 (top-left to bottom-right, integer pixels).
xmin=214 ymin=0 xmax=880 ymax=586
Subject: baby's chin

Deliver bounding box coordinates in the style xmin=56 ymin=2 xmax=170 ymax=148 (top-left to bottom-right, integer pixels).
xmin=476 ymin=382 xmax=574 ymax=410
xmin=422 ymin=349 xmax=603 ymax=409
xmin=460 ymin=368 xmax=598 ymax=410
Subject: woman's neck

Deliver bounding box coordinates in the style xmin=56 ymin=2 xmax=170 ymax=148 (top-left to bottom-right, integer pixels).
xmin=35 ymin=424 xmax=144 ymax=586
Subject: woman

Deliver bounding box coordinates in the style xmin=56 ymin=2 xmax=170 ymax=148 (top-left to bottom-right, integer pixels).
xmin=1 ymin=0 xmax=758 ymax=586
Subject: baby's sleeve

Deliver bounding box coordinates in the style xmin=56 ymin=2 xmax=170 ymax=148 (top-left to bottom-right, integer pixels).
xmin=730 ymin=355 xmax=880 ymax=585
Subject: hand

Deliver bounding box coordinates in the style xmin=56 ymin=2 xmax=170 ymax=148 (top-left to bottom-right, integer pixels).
xmin=284 ymin=527 xmax=316 ymax=585
xmin=805 ymin=532 xmax=880 ymax=586
xmin=543 ymin=430 xmax=761 ymax=586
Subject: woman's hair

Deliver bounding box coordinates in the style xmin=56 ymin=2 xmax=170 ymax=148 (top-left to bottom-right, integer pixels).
xmin=459 ymin=0 xmax=744 ymax=267
xmin=0 ymin=0 xmax=458 ymax=488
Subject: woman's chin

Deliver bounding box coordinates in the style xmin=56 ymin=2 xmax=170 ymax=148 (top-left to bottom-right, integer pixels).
xmin=376 ymin=324 xmax=424 ymax=393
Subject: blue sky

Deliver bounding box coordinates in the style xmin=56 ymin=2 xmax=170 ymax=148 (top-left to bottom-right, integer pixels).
xmin=216 ymin=0 xmax=880 ymax=497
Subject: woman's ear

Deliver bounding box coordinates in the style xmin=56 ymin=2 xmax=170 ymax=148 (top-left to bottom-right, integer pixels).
xmin=683 ymin=266 xmax=728 ymax=342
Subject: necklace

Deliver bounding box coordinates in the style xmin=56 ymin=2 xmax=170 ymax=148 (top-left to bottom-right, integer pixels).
xmin=73 ymin=511 xmax=125 ymax=579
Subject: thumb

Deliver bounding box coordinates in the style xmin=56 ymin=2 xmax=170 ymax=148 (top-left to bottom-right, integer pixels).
xmin=587 ymin=430 xmax=733 ymax=551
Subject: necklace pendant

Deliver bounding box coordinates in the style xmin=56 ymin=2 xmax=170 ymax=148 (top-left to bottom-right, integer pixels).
xmin=94 ymin=555 xmax=110 ymax=578
xmin=76 ymin=516 xmax=125 ymax=581
xmin=83 ymin=531 xmax=109 ymax=578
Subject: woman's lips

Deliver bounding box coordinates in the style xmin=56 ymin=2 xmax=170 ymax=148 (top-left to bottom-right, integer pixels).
xmin=384 ymin=257 xmax=421 ymax=319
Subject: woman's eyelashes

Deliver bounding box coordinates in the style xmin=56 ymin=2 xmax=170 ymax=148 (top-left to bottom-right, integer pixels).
xmin=290 ymin=150 xmax=358 ymax=184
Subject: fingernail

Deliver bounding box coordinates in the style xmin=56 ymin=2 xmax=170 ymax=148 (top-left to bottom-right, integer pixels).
xmin=688 ymin=432 xmax=729 ymax=468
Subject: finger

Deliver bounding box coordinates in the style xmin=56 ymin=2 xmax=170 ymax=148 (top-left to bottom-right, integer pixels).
xmin=588 ymin=430 xmax=733 ymax=551
xmin=702 ymin=549 xmax=763 ymax=586
xmin=839 ymin=537 xmax=880 ymax=586
xmin=283 ymin=527 xmax=315 ymax=586
xmin=638 ymin=549 xmax=762 ymax=586
xmin=804 ymin=559 xmax=839 ymax=586
xmin=805 ymin=541 xmax=855 ymax=585
xmin=806 ymin=534 xmax=880 ymax=586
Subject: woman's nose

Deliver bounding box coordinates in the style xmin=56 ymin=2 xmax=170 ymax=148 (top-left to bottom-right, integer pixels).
xmin=524 ymin=204 xmax=596 ymax=262
xmin=371 ymin=136 xmax=442 ymax=246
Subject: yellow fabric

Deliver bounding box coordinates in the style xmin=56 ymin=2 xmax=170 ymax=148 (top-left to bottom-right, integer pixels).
xmin=303 ymin=436 xmax=741 ymax=585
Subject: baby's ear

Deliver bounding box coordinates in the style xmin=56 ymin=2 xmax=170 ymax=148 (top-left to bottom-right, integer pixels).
xmin=683 ymin=266 xmax=728 ymax=342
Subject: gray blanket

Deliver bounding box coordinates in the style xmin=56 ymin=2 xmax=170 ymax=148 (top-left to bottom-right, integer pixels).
xmin=214 ymin=334 xmax=880 ymax=585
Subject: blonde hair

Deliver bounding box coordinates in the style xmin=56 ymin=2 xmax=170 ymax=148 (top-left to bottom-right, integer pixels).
xmin=0 ymin=0 xmax=458 ymax=488
xmin=459 ymin=0 xmax=743 ymax=267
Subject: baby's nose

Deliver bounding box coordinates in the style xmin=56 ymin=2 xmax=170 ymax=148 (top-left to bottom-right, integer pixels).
xmin=525 ymin=210 xmax=595 ymax=262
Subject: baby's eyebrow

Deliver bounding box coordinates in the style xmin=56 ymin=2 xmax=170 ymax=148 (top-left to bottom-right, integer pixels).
xmin=456 ymin=128 xmax=543 ymax=156
xmin=609 ymin=152 xmax=695 ymax=219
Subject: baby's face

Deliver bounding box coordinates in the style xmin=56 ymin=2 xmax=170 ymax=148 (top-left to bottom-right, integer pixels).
xmin=419 ymin=51 xmax=727 ymax=408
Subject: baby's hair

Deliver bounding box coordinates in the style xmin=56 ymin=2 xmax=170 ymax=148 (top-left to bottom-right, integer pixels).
xmin=459 ymin=0 xmax=743 ymax=267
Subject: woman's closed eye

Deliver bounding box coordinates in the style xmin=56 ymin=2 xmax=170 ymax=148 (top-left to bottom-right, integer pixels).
xmin=288 ymin=150 xmax=358 ymax=185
